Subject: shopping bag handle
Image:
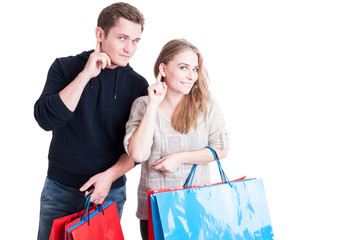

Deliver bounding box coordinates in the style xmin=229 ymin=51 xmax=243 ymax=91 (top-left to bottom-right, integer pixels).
xmin=205 ymin=146 xmax=232 ymax=188
xmin=184 ymin=164 xmax=198 ymax=190
xmin=184 ymin=147 xmax=232 ymax=191
xmin=205 ymin=146 xmax=232 ymax=186
xmin=81 ymin=194 xmax=105 ymax=225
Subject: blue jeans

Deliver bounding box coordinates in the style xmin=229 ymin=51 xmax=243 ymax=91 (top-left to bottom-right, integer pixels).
xmin=37 ymin=178 xmax=126 ymax=240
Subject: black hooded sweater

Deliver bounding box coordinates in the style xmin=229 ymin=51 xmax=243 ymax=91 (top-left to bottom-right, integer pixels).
xmin=34 ymin=50 xmax=148 ymax=189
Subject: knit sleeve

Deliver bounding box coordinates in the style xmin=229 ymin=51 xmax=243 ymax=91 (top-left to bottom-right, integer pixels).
xmin=34 ymin=59 xmax=73 ymax=131
xmin=207 ymin=99 xmax=230 ymax=149
xmin=123 ymin=96 xmax=149 ymax=157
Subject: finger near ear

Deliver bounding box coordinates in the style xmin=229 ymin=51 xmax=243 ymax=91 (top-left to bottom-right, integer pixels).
xmin=106 ymin=55 xmax=112 ymax=66
xmin=156 ymin=72 xmax=162 ymax=83
xmin=95 ymin=41 xmax=101 ymax=52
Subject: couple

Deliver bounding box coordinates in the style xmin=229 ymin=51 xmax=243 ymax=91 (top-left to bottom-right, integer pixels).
xmin=34 ymin=2 xmax=229 ymax=240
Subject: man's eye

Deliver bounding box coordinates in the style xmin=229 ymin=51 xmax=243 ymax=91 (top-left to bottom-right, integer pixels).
xmin=119 ymin=37 xmax=125 ymax=40
xmin=132 ymin=40 xmax=139 ymax=44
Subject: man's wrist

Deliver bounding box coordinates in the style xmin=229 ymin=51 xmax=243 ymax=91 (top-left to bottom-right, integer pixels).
xmin=77 ymin=69 xmax=94 ymax=85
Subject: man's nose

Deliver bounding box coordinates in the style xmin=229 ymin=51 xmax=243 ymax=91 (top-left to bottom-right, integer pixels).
xmin=123 ymin=40 xmax=132 ymax=53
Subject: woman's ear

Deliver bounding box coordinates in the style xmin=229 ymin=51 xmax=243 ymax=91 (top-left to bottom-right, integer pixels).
xmin=159 ymin=63 xmax=166 ymax=77
xmin=95 ymin=27 xmax=104 ymax=43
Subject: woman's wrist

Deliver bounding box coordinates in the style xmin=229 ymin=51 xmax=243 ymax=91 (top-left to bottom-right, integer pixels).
xmin=146 ymin=102 xmax=159 ymax=111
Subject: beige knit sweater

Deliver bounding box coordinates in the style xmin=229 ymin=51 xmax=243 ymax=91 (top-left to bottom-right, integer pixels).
xmin=124 ymin=96 xmax=230 ymax=220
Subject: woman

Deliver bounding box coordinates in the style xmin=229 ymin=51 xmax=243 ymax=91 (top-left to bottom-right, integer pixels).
xmin=124 ymin=39 xmax=230 ymax=239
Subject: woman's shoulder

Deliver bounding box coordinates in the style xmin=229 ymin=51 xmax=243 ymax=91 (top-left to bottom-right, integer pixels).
xmin=205 ymin=95 xmax=216 ymax=110
xmin=133 ymin=95 xmax=150 ymax=105
xmin=205 ymin=95 xmax=225 ymax=117
xmin=129 ymin=96 xmax=150 ymax=114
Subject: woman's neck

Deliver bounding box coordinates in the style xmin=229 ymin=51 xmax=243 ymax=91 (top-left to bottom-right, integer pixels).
xmin=159 ymin=91 xmax=183 ymax=120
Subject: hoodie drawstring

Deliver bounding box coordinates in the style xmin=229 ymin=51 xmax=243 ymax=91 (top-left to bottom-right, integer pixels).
xmin=114 ymin=68 xmax=119 ymax=100
xmin=91 ymin=67 xmax=120 ymax=100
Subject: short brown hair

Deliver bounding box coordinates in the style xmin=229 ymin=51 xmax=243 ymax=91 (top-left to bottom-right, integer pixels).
xmin=97 ymin=2 xmax=144 ymax=36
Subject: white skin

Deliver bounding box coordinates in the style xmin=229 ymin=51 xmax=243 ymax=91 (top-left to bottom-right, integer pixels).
xmin=127 ymin=50 xmax=228 ymax=175
xmin=58 ymin=17 xmax=142 ymax=205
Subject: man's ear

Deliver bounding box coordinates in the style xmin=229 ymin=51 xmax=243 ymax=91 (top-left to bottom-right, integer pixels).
xmin=95 ymin=27 xmax=105 ymax=42
xmin=159 ymin=63 xmax=166 ymax=77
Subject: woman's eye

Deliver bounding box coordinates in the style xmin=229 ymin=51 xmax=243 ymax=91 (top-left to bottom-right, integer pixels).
xmin=193 ymin=68 xmax=199 ymax=72
xmin=180 ymin=66 xmax=187 ymax=70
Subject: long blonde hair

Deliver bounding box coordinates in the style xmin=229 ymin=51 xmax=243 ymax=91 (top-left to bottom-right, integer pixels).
xmin=154 ymin=39 xmax=212 ymax=134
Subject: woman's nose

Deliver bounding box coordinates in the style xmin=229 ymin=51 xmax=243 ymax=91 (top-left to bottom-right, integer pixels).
xmin=188 ymin=70 xmax=197 ymax=80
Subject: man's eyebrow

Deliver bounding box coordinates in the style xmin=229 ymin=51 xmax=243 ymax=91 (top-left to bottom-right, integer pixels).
xmin=117 ymin=34 xmax=141 ymax=41
xmin=117 ymin=33 xmax=129 ymax=38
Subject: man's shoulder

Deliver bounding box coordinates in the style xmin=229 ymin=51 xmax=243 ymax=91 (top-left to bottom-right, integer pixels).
xmin=124 ymin=66 xmax=149 ymax=89
xmin=126 ymin=67 xmax=147 ymax=82
xmin=49 ymin=50 xmax=92 ymax=81
xmin=55 ymin=50 xmax=92 ymax=66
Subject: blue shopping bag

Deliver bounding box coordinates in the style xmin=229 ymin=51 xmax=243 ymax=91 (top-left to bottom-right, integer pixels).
xmin=149 ymin=147 xmax=274 ymax=240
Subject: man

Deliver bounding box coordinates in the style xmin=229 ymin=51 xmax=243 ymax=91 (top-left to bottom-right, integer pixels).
xmin=34 ymin=2 xmax=148 ymax=239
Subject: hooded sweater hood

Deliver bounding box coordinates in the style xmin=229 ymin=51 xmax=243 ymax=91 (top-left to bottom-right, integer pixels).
xmin=79 ymin=50 xmax=133 ymax=100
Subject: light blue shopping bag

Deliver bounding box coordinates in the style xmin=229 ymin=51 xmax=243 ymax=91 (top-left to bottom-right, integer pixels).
xmin=149 ymin=147 xmax=274 ymax=240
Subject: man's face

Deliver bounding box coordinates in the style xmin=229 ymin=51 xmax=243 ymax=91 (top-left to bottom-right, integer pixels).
xmin=100 ymin=18 xmax=142 ymax=68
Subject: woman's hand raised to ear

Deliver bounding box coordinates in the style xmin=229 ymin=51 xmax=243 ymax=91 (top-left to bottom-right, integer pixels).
xmin=148 ymin=73 xmax=167 ymax=107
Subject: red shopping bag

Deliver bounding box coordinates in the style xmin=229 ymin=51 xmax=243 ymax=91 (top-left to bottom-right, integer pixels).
xmin=49 ymin=197 xmax=97 ymax=240
xmin=65 ymin=199 xmax=124 ymax=240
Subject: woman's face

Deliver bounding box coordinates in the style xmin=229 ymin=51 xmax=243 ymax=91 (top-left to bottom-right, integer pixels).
xmin=163 ymin=50 xmax=199 ymax=95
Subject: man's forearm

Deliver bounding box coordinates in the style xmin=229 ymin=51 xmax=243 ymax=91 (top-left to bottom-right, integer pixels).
xmin=106 ymin=153 xmax=135 ymax=182
xmin=59 ymin=71 xmax=91 ymax=112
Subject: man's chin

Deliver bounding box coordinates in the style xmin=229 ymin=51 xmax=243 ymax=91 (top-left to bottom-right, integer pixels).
xmin=114 ymin=60 xmax=129 ymax=67
xmin=107 ymin=61 xmax=128 ymax=68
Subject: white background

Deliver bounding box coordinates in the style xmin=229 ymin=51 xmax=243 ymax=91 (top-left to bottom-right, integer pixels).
xmin=1 ymin=0 xmax=360 ymax=239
